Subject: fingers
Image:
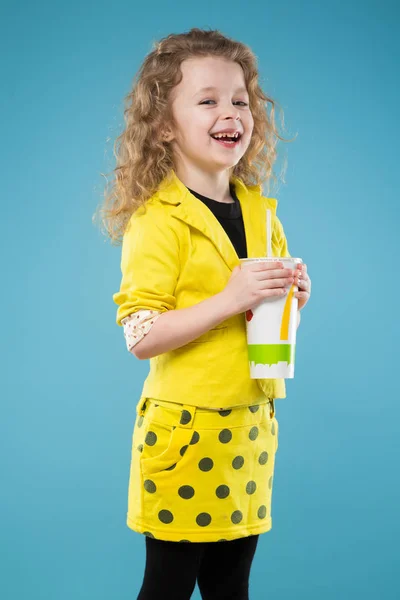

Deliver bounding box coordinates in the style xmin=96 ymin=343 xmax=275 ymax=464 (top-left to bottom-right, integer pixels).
xmin=297 ymin=263 xmax=307 ymax=275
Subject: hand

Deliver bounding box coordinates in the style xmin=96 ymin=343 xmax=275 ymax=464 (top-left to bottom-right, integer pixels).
xmin=223 ymin=262 xmax=295 ymax=316
xmin=293 ymin=263 xmax=311 ymax=311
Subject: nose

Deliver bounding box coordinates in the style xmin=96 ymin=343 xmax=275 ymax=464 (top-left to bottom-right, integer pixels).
xmin=219 ymin=101 xmax=241 ymax=122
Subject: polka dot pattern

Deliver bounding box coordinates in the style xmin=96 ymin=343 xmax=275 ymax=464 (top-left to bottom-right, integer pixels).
xmin=246 ymin=481 xmax=257 ymax=495
xmin=232 ymin=456 xmax=245 ymax=469
xmin=196 ymin=513 xmax=212 ymax=527
xmin=178 ymin=485 xmax=195 ymax=499
xmin=144 ymin=479 xmax=156 ymax=493
xmin=231 ymin=510 xmax=243 ymax=524
xmin=127 ymin=398 xmax=278 ymax=543
xmin=216 ymin=485 xmax=230 ymax=499
xmin=158 ymin=509 xmax=174 ymax=524
xmin=199 ymin=457 xmax=214 ymax=471
xmin=121 ymin=310 xmax=162 ymax=353
xmin=145 ymin=430 xmax=157 ymax=446
xmin=218 ymin=429 xmax=232 ymax=444
xmin=249 ymin=426 xmax=259 ymax=441
xmin=190 ymin=431 xmax=200 ymax=445
xmin=180 ymin=410 xmax=192 ymax=425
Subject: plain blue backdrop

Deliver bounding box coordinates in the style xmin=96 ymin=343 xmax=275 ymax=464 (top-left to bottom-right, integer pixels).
xmin=1 ymin=0 xmax=399 ymax=598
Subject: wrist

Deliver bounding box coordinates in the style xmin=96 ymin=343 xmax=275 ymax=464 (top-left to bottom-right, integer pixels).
xmin=217 ymin=290 xmax=239 ymax=319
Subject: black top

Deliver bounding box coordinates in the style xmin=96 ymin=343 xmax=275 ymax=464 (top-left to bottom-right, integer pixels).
xmin=186 ymin=182 xmax=248 ymax=259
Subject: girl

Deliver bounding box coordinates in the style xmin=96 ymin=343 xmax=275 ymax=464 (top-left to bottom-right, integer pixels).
xmin=102 ymin=28 xmax=311 ymax=600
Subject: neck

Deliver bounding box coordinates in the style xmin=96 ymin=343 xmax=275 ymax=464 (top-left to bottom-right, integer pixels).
xmin=174 ymin=164 xmax=233 ymax=203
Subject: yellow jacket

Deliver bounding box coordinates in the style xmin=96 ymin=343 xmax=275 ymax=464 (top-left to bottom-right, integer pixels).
xmin=113 ymin=170 xmax=291 ymax=409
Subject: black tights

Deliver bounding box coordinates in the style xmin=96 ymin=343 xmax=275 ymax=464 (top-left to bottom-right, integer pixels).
xmin=137 ymin=534 xmax=259 ymax=600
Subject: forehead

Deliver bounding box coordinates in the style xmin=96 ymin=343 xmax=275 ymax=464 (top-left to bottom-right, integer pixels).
xmin=177 ymin=56 xmax=247 ymax=95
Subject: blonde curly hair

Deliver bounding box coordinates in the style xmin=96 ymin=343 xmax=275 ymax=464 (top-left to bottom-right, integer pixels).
xmin=94 ymin=27 xmax=295 ymax=245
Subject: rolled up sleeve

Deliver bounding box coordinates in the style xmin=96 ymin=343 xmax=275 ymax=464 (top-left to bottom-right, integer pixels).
xmin=113 ymin=210 xmax=180 ymax=326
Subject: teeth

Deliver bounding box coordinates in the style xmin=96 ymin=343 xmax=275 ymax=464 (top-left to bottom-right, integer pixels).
xmin=212 ymin=132 xmax=240 ymax=139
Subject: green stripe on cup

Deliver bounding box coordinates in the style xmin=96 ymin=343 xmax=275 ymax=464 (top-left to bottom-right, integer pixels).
xmin=247 ymin=344 xmax=296 ymax=366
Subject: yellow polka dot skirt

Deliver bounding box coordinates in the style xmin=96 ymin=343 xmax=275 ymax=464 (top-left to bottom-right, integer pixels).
xmin=126 ymin=396 xmax=279 ymax=543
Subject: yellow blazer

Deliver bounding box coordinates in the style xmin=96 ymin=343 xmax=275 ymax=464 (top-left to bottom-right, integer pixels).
xmin=113 ymin=170 xmax=291 ymax=409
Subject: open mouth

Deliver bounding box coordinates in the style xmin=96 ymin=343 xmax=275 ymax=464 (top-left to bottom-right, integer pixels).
xmin=210 ymin=132 xmax=242 ymax=147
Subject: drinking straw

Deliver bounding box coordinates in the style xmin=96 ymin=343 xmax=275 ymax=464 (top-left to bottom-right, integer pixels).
xmin=266 ymin=209 xmax=272 ymax=257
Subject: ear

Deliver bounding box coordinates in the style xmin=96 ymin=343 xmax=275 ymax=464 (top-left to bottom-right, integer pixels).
xmin=162 ymin=127 xmax=174 ymax=142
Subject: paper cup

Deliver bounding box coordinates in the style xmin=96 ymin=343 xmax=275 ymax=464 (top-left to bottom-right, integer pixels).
xmin=239 ymin=257 xmax=303 ymax=379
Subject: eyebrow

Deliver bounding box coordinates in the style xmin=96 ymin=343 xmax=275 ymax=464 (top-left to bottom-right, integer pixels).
xmin=193 ymin=86 xmax=248 ymax=97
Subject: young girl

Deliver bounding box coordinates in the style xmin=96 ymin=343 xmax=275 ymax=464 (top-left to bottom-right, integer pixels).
xmin=104 ymin=27 xmax=311 ymax=600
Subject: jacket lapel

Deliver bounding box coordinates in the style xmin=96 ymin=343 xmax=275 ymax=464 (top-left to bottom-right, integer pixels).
xmin=156 ymin=170 xmax=278 ymax=272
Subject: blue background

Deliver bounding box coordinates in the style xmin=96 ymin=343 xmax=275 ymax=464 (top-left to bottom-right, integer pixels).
xmin=1 ymin=0 xmax=399 ymax=598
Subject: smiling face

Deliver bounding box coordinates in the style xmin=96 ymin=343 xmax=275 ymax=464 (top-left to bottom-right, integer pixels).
xmin=163 ymin=56 xmax=254 ymax=176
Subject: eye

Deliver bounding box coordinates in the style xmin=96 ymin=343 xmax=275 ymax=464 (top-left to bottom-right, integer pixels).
xmin=199 ymin=100 xmax=248 ymax=106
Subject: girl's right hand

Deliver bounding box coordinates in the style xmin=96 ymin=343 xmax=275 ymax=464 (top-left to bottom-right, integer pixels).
xmin=222 ymin=262 xmax=295 ymax=315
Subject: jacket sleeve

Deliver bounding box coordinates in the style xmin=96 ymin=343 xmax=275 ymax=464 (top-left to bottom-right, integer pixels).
xmin=112 ymin=211 xmax=180 ymax=326
xmin=122 ymin=309 xmax=163 ymax=351
xmin=274 ymin=215 xmax=291 ymax=258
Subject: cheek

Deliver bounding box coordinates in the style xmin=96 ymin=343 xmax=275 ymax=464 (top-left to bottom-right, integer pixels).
xmin=243 ymin=119 xmax=255 ymax=146
xmin=246 ymin=115 xmax=254 ymax=135
xmin=178 ymin=120 xmax=211 ymax=146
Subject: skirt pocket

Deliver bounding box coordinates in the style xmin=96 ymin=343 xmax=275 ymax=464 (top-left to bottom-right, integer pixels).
xmin=140 ymin=418 xmax=194 ymax=476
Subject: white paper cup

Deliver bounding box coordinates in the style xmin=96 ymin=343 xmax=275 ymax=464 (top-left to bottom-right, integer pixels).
xmin=239 ymin=257 xmax=303 ymax=379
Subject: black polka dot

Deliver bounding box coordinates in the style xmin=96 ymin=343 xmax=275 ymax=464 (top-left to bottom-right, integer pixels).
xmin=164 ymin=463 xmax=176 ymax=471
xmin=246 ymin=481 xmax=257 ymax=495
xmin=145 ymin=431 xmax=157 ymax=446
xmin=180 ymin=410 xmax=192 ymax=425
xmin=231 ymin=510 xmax=243 ymax=524
xmin=158 ymin=510 xmax=174 ymax=524
xmin=249 ymin=426 xmax=259 ymax=441
xmin=154 ymin=404 xmax=159 ymax=407
xmin=199 ymin=457 xmax=214 ymax=471
xmin=232 ymin=456 xmax=244 ymax=469
xmin=196 ymin=513 xmax=212 ymax=527
xmin=258 ymin=451 xmax=269 ymax=465
xmin=218 ymin=538 xmax=228 ymax=542
xmin=180 ymin=445 xmax=188 ymax=456
xmin=216 ymin=485 xmax=230 ymax=499
xmin=218 ymin=409 xmax=232 ymax=416
xmin=178 ymin=485 xmax=195 ymax=499
xmin=218 ymin=429 xmax=232 ymax=444
xmin=144 ymin=479 xmax=156 ymax=493
xmin=190 ymin=431 xmax=200 ymax=445
xmin=268 ymin=475 xmax=273 ymax=489
xmin=137 ymin=444 xmax=144 ymax=453
xmin=143 ymin=531 xmax=155 ymax=537
xmin=137 ymin=416 xmax=144 ymax=427
xmin=258 ymin=505 xmax=267 ymax=519
xmin=249 ymin=405 xmax=260 ymax=413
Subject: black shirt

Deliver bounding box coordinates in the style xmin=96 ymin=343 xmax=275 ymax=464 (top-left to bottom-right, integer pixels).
xmin=186 ymin=183 xmax=248 ymax=259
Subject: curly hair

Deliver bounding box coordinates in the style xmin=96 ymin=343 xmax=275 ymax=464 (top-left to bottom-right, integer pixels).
xmin=93 ymin=27 xmax=296 ymax=245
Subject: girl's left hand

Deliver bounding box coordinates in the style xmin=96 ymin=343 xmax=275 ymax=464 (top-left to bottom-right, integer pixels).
xmin=293 ymin=263 xmax=311 ymax=311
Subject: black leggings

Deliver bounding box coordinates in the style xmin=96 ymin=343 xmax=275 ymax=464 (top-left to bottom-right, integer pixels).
xmin=137 ymin=534 xmax=259 ymax=600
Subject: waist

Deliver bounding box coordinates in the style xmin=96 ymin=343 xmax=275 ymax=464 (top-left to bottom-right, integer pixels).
xmin=146 ymin=397 xmax=275 ymax=412
xmin=137 ymin=396 xmax=276 ymax=422
xmin=141 ymin=366 xmax=287 ymax=408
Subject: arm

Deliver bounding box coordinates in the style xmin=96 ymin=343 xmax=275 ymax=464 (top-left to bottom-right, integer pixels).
xmin=134 ymin=291 xmax=234 ymax=360
xmin=113 ymin=210 xmax=236 ymax=360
